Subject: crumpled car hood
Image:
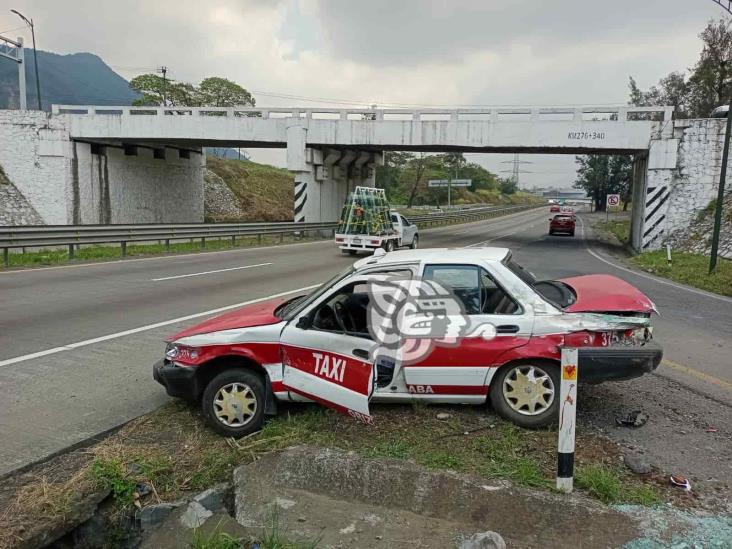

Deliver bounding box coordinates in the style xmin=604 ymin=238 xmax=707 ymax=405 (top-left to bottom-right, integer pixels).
xmin=170 ymin=297 xmax=286 ymax=340
xmin=559 ymin=274 xmax=657 ymax=314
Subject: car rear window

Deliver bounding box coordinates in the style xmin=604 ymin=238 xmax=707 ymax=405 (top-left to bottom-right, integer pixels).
xmin=554 ymin=215 xmax=573 ymax=220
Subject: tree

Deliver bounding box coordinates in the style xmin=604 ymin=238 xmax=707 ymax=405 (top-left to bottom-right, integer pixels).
xmin=573 ymin=155 xmax=633 ymax=211
xmin=129 ymin=74 xmax=255 ymax=108
xmin=197 ymin=77 xmax=255 ymax=107
xmin=687 ymin=18 xmax=732 ymax=118
xmin=629 ymin=73 xmax=690 ymax=118
xmin=628 ymin=18 xmax=732 ymax=118
xmin=129 ymin=74 xmax=196 ymax=107
xmin=499 ymin=178 xmax=518 ymax=195
xmin=406 ymin=153 xmax=428 ymax=208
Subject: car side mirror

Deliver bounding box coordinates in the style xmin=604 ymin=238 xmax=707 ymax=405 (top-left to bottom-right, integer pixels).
xmin=296 ymin=316 xmax=312 ymax=330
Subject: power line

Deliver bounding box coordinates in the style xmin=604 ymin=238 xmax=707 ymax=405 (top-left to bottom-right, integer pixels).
xmin=249 ymin=89 xmax=630 ymax=109
xmin=0 ymin=24 xmax=27 ymax=34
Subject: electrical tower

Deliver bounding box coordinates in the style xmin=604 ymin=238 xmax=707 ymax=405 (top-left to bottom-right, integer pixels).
xmin=500 ymin=154 xmax=532 ymax=188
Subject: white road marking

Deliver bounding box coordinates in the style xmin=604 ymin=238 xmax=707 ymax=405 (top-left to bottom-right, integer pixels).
xmin=0 ymin=285 xmax=319 ymax=368
xmin=577 ymin=216 xmax=732 ymax=304
xmin=151 ymin=262 xmax=271 ymax=281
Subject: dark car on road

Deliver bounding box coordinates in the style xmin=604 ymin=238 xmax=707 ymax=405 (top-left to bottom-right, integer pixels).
xmin=549 ymin=214 xmax=575 ymax=236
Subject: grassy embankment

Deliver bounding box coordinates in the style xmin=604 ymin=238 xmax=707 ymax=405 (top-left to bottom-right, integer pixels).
xmin=595 ymin=218 xmax=732 ymax=297
xmin=0 ymin=400 xmax=680 ymax=547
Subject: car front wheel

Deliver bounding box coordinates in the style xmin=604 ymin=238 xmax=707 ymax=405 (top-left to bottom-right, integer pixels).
xmin=410 ymin=235 xmax=419 ymax=249
xmin=490 ymin=361 xmax=559 ymax=428
xmin=202 ymin=369 xmax=266 ymax=437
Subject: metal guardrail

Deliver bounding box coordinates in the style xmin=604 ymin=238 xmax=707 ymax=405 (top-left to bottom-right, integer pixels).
xmin=0 ymin=204 xmax=536 ymax=267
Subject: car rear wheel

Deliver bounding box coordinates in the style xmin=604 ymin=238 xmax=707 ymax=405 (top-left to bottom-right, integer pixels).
xmin=548 ymin=230 xmax=554 ymax=235
xmin=384 ymin=240 xmax=395 ymax=253
xmin=570 ymin=230 xmax=575 ymax=237
xmin=410 ymin=235 xmax=419 ymax=249
xmin=202 ymin=369 xmax=265 ymax=437
xmin=490 ymin=361 xmax=559 ymax=428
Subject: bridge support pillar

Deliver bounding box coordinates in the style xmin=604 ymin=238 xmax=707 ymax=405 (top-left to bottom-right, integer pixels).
xmin=287 ymin=141 xmax=383 ymax=223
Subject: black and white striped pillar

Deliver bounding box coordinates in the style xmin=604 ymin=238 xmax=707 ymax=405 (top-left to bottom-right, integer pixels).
xmin=557 ymin=347 xmax=578 ymax=493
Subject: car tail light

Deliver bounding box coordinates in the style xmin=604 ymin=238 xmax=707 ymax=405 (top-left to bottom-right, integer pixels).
xmin=370 ymin=240 xmax=380 ymax=245
xmin=335 ymin=237 xmax=344 ymax=242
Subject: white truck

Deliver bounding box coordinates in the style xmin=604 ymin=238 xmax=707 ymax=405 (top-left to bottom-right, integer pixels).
xmin=335 ymin=187 xmax=419 ymax=255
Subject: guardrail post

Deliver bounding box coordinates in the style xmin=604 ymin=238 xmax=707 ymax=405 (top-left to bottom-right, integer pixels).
xmin=201 ymin=237 xmax=206 ymax=250
xmin=3 ymin=248 xmax=8 ymax=268
xmin=68 ymin=244 xmax=75 ymax=259
xmin=121 ymin=242 xmax=127 ymax=257
xmin=231 ymin=235 xmax=236 ymax=247
xmin=280 ymin=232 xmax=284 ymax=243
xmin=165 ymin=239 xmax=170 ymax=252
xmin=557 ymin=347 xmax=578 ymax=493
xmin=258 ymin=234 xmax=262 ymax=245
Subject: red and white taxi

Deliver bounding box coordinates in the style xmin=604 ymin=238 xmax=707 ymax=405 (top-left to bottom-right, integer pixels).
xmin=153 ymin=248 xmax=662 ymax=436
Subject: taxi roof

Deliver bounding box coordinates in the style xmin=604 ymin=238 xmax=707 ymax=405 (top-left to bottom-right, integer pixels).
xmin=353 ymin=247 xmax=511 ymax=269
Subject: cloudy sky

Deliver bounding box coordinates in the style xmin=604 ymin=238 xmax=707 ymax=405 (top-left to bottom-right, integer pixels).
xmin=0 ymin=0 xmax=723 ymax=188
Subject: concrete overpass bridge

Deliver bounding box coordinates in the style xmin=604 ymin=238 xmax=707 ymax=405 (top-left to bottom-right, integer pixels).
xmin=0 ymin=104 xmax=720 ymax=253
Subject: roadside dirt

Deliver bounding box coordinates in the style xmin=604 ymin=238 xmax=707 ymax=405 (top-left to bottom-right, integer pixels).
xmin=583 ymin=213 xmax=732 ymax=513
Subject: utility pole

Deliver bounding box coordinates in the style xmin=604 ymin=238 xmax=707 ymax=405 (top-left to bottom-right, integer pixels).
xmin=11 ymin=10 xmax=41 ymax=110
xmin=709 ymin=66 xmax=731 ymax=273
xmin=157 ymin=66 xmax=168 ymax=106
xmin=708 ymin=0 xmax=732 ymax=273
xmin=0 ymin=34 xmax=25 ymax=109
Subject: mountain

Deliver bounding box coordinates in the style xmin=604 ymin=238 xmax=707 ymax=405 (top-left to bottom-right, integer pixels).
xmin=0 ymin=50 xmax=139 ymax=110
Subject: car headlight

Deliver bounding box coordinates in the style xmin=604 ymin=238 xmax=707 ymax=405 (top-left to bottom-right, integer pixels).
xmin=165 ymin=343 xmax=199 ymax=362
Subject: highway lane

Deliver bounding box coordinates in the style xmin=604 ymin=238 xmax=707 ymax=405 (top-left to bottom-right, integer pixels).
xmin=0 ymin=205 xmax=730 ymax=477
xmin=0 ymin=208 xmax=544 ymax=360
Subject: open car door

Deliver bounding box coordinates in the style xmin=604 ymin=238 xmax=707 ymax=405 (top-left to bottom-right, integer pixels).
xmin=279 ymin=292 xmax=378 ymax=423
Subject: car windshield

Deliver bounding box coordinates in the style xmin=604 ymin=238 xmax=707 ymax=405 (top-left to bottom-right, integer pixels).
xmin=276 ymin=265 xmax=355 ymax=321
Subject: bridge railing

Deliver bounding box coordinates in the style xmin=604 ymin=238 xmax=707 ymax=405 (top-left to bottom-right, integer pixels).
xmin=52 ymin=104 xmax=674 ymax=123
xmin=0 ymin=204 xmax=537 ymax=267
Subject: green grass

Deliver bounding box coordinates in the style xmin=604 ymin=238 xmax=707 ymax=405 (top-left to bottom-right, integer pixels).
xmin=206 ymin=157 xmax=295 ymax=222
xmin=257 ymin=511 xmax=321 ymax=549
xmin=576 ymin=465 xmax=661 ymax=505
xmin=596 ymin=219 xmax=631 ymax=243
xmin=90 ymin=458 xmax=138 ymax=506
xmin=632 ymin=250 xmax=732 ymax=297
xmin=2 ymin=234 xmax=322 ymax=269
xmin=191 ymin=529 xmax=243 ymax=549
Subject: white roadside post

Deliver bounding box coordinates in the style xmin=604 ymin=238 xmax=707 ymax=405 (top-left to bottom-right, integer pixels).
xmin=557 ymin=347 xmax=578 ymax=493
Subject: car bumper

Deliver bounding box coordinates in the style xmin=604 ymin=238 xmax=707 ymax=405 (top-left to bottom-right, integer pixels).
xmin=577 ymin=341 xmax=662 ymax=383
xmin=153 ymin=358 xmax=199 ymax=401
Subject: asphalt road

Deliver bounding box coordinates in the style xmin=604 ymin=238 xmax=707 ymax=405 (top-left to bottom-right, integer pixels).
xmin=1 ymin=206 xmax=730 ymax=481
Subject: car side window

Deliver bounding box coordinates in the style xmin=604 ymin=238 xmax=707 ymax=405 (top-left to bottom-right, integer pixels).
xmin=423 ymin=264 xmax=520 ymax=316
xmin=480 ymin=269 xmax=521 ymax=315
xmin=423 ymin=264 xmax=481 ymax=314
xmin=402 ymin=216 xmax=411 ymax=226
xmin=309 ymin=269 xmax=414 ymax=337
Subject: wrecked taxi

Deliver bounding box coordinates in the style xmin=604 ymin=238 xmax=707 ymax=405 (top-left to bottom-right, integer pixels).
xmin=153 ymin=247 xmax=661 ymax=436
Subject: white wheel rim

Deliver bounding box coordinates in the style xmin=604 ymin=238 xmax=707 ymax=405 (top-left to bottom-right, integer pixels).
xmin=502 ymin=365 xmax=555 ymax=416
xmin=413 ymin=237 xmax=418 ymax=248
xmin=213 ymin=382 xmax=257 ymax=427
